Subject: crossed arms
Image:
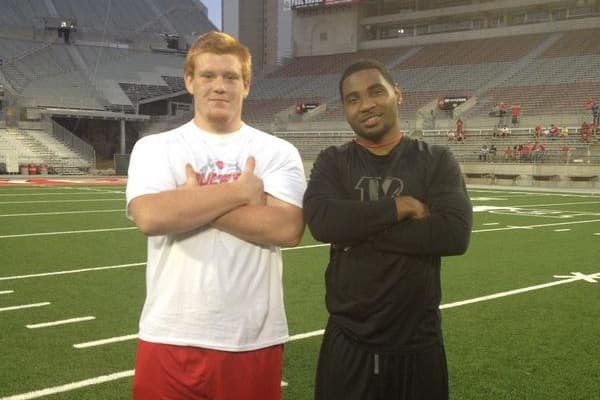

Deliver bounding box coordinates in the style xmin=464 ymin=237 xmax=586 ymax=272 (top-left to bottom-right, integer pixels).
xmin=303 ymin=148 xmax=472 ymax=256
xmin=129 ymin=157 xmax=304 ymax=247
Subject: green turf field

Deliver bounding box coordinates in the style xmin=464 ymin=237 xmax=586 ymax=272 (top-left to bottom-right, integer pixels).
xmin=0 ymin=184 xmax=599 ymax=399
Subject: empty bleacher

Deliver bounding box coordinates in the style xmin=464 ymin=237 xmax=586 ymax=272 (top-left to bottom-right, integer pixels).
xmin=0 ymin=124 xmax=94 ymax=174
xmin=395 ymin=34 xmax=547 ymax=68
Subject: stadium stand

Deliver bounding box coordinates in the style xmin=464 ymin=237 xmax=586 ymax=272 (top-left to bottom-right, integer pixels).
xmin=0 ymin=0 xmax=598 ymax=185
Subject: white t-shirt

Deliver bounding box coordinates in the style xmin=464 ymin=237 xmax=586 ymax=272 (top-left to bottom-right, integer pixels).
xmin=126 ymin=120 xmax=306 ymax=351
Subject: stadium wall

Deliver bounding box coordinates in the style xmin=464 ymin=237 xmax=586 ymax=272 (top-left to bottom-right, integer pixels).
xmin=359 ymin=16 xmax=600 ymax=49
xmin=293 ymin=7 xmax=359 ymax=56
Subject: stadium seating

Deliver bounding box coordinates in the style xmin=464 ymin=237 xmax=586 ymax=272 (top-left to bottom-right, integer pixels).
xmin=0 ymin=1 xmax=599 ymax=176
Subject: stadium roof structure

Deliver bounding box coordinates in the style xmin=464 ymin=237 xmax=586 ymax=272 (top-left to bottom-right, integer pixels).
xmin=39 ymin=107 xmax=150 ymax=121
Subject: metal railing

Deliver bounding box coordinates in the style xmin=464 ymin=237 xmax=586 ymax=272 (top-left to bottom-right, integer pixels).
xmin=49 ymin=120 xmax=96 ymax=166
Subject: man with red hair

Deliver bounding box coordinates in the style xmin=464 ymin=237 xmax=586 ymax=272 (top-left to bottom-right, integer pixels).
xmin=127 ymin=31 xmax=306 ymax=400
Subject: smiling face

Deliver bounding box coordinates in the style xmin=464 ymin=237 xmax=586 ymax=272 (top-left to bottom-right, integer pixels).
xmin=341 ymin=68 xmax=402 ymax=144
xmin=184 ymin=52 xmax=250 ymax=133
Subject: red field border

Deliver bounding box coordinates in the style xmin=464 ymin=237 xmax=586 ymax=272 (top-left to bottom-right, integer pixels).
xmin=0 ymin=178 xmax=127 ymax=186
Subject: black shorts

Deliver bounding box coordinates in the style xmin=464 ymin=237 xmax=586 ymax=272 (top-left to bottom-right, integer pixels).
xmin=314 ymin=321 xmax=448 ymax=400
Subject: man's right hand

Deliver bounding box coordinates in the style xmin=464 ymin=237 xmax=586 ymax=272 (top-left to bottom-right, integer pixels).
xmin=394 ymin=196 xmax=430 ymax=221
xmin=236 ymin=156 xmax=265 ymax=206
xmin=177 ymin=163 xmax=199 ymax=190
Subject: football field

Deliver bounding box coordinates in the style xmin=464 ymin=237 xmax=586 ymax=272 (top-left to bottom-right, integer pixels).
xmin=0 ymin=182 xmax=599 ymax=399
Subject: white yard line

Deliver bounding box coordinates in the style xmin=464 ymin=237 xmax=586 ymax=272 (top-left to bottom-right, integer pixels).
xmin=469 ymin=189 xmax=599 ymax=198
xmin=0 ymin=199 xmax=122 ymax=205
xmin=288 ymin=330 xmax=325 ymax=341
xmin=0 ymin=302 xmax=51 ymax=312
xmin=283 ymin=243 xmax=329 ymax=251
xmin=0 ymin=192 xmax=118 ymax=197
xmin=440 ymin=272 xmax=599 ymax=309
xmin=3 ymin=271 xmax=598 ymax=399
xmin=0 ymin=290 xmax=14 ymax=295
xmin=0 ymin=198 xmax=597 ymax=399
xmin=0 ymin=227 xmax=137 ymax=239
xmin=27 ymin=316 xmax=96 ymax=329
xmin=0 ymin=232 xmax=324 ymax=241
xmin=0 ymin=210 xmax=122 ymax=218
xmin=6 ymin=271 xmax=597 ymax=400
xmin=0 ymin=370 xmax=135 ymax=400
xmin=74 ymin=334 xmax=138 ymax=349
xmin=511 ymin=200 xmax=600 ymax=208
xmin=473 ymin=218 xmax=600 ymax=233
xmin=0 ymin=262 xmax=146 ymax=281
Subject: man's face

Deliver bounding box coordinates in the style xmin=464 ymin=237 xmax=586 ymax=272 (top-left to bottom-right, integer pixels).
xmin=341 ymin=68 xmax=401 ymax=143
xmin=185 ymin=52 xmax=249 ymax=133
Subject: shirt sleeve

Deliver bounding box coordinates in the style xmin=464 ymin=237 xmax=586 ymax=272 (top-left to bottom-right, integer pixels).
xmin=371 ymin=148 xmax=472 ymax=256
xmin=258 ymin=140 xmax=306 ymax=208
xmin=125 ymin=135 xmax=177 ymax=217
xmin=303 ymin=147 xmax=398 ymax=246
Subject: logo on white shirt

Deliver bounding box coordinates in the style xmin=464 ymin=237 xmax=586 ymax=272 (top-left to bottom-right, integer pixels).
xmin=196 ymin=159 xmax=241 ymax=185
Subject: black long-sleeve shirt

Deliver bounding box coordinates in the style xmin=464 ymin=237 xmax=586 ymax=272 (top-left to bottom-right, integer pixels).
xmin=303 ymin=138 xmax=472 ymax=352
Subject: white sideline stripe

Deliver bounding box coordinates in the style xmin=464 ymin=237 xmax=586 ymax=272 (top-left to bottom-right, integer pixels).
xmin=0 ymin=263 xmax=146 ymax=281
xmin=27 ymin=316 xmax=96 ymax=329
xmin=0 ymin=199 xmax=121 ymax=204
xmin=0 ymin=192 xmax=118 ymax=197
xmin=74 ymin=328 xmax=329 ymax=350
xmin=0 ymin=290 xmax=14 ymax=295
xmin=0 ymin=227 xmax=137 ymax=239
xmin=283 ymin=243 xmax=329 ymax=251
xmin=6 ymin=272 xmax=598 ymax=399
xmin=439 ymin=275 xmax=590 ymax=309
xmin=3 ymin=215 xmax=598 ymax=280
xmin=4 ymin=215 xmax=598 ymax=242
xmin=0 ymin=302 xmax=50 ymax=312
xmin=73 ymin=312 xmax=328 ymax=348
xmin=512 ymin=200 xmax=600 ymax=208
xmin=288 ymin=330 xmax=325 ymax=341
xmin=470 ymin=189 xmax=597 ymax=198
xmin=0 ymin=209 xmax=122 ymax=218
xmin=473 ymin=218 xmax=600 ymax=233
xmin=74 ymin=334 xmax=138 ymax=349
xmin=0 ymin=370 xmax=135 ymax=400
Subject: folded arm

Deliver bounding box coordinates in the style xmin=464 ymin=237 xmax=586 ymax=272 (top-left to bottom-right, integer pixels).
xmin=372 ymin=189 xmax=472 ymax=256
xmin=129 ymin=159 xmax=264 ymax=236
xmin=372 ymin=151 xmax=472 ymax=256
xmin=212 ymin=195 xmax=304 ymax=247
xmin=303 ymin=150 xmax=398 ymax=246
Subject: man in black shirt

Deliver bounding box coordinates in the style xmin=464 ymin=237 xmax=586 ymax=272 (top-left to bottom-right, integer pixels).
xmin=303 ymin=59 xmax=473 ymax=400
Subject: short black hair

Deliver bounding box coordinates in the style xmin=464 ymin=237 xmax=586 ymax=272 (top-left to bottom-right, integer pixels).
xmin=339 ymin=59 xmax=396 ymax=101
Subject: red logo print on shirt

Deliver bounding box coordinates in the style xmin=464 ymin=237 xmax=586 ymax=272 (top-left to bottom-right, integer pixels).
xmin=196 ymin=160 xmax=241 ymax=185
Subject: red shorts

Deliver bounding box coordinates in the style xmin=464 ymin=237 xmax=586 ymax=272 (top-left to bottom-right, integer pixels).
xmin=132 ymin=339 xmax=283 ymax=400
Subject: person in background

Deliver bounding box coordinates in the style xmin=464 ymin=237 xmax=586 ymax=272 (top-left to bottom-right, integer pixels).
xmin=303 ymin=59 xmax=472 ymax=400
xmin=479 ymin=144 xmax=489 ymax=161
xmin=456 ymin=118 xmax=464 ymax=139
xmin=503 ymin=146 xmax=514 ymax=162
xmin=126 ymin=31 xmax=306 ymax=400
xmin=547 ymin=124 xmax=560 ymax=138
xmin=581 ymin=121 xmax=591 ymax=142
xmin=533 ymin=123 xmax=542 ymax=138
xmin=511 ymin=104 xmax=520 ymax=127
xmin=591 ymin=99 xmax=599 ymax=126
xmin=447 ymin=129 xmax=456 ymax=142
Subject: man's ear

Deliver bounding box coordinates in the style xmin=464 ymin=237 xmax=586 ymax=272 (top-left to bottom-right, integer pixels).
xmin=395 ymin=85 xmax=402 ymax=105
xmin=184 ymin=73 xmax=194 ymax=95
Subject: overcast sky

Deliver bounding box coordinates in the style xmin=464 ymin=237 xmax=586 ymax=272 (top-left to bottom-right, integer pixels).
xmin=201 ymin=0 xmax=222 ymax=29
